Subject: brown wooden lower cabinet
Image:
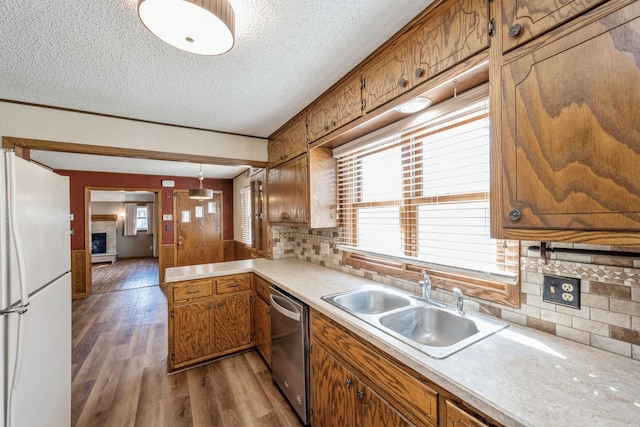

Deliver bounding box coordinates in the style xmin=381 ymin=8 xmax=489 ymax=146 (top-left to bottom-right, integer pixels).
xmin=444 ymin=400 xmax=489 ymax=427
xmin=310 ymin=309 xmax=501 ymax=427
xmin=167 ymin=274 xmax=254 ymax=371
xmin=253 ymin=275 xmax=273 ymax=367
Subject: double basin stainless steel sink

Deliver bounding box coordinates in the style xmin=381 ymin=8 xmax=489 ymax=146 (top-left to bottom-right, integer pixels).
xmin=322 ymin=285 xmax=508 ymax=359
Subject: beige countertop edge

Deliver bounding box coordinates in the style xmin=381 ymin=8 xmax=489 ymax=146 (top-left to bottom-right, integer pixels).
xmin=165 ymin=258 xmax=640 ymax=427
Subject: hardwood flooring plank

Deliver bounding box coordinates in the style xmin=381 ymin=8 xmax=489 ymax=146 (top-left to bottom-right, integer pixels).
xmin=73 ymin=258 xmax=301 ymax=427
xmin=134 ymin=362 xmax=166 ymax=427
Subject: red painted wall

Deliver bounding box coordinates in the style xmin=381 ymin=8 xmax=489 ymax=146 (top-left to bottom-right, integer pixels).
xmin=57 ymin=170 xmax=234 ymax=251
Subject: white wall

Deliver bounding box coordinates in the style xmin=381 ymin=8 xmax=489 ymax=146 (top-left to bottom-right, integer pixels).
xmin=233 ymin=171 xmax=251 ymax=241
xmin=0 ymin=102 xmax=268 ymax=162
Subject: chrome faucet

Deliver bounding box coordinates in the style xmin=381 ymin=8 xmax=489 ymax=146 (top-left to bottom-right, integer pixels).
xmin=418 ymin=270 xmax=446 ymax=308
xmin=452 ymin=288 xmax=464 ymax=314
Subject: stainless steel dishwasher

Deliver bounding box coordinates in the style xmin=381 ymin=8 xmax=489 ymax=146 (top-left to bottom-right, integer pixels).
xmin=270 ymin=286 xmax=310 ymax=425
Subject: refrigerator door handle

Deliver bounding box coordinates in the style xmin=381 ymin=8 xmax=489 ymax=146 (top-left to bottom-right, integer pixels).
xmin=6 ymin=152 xmax=30 ymax=307
xmin=5 ymin=152 xmax=31 ymax=427
xmin=0 ymin=304 xmax=29 ymax=316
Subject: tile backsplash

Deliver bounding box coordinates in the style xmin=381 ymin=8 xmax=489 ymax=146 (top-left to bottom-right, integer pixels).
xmin=271 ymin=226 xmax=640 ymax=360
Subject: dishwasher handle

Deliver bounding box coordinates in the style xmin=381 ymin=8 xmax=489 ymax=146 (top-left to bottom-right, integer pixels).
xmin=270 ymin=294 xmax=301 ymax=322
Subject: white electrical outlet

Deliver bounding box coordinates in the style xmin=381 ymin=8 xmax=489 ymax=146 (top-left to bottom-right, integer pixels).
xmin=562 ymin=283 xmax=574 ymax=292
xmin=562 ymin=293 xmax=574 ymax=302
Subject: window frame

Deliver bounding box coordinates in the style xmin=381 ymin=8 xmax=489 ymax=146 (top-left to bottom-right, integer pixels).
xmin=135 ymin=205 xmax=148 ymax=232
xmin=335 ymin=85 xmax=520 ymax=308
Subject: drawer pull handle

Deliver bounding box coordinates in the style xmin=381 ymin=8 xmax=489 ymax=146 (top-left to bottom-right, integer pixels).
xmin=509 ymin=24 xmax=522 ymax=37
xmin=185 ymin=290 xmax=199 ymax=294
xmin=228 ymin=283 xmax=240 ymax=287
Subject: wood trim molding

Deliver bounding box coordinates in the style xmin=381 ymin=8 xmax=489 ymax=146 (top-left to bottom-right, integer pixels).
xmin=342 ymin=251 xmax=520 ymax=308
xmin=2 ymin=136 xmax=267 ymax=168
xmin=91 ymin=214 xmax=118 ymax=222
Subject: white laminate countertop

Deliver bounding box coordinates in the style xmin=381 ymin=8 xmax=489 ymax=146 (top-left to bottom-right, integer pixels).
xmin=165 ymin=258 xmax=640 ymax=427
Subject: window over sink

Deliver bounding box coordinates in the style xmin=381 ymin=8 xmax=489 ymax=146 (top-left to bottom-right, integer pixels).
xmin=334 ymin=85 xmax=520 ymax=307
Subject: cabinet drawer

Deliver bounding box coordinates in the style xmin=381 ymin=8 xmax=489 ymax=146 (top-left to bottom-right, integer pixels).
xmin=311 ymin=310 xmax=439 ymax=426
xmin=217 ymin=274 xmax=251 ymax=294
xmin=173 ymin=279 xmax=213 ymax=302
xmin=253 ymin=275 xmax=272 ymax=302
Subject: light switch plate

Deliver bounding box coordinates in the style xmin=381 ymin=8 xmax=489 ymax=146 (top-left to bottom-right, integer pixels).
xmin=543 ymin=275 xmax=580 ymax=309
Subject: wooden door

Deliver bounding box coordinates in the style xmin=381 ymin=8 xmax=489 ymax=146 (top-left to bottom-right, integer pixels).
xmin=254 ymin=296 xmax=271 ymax=367
xmin=174 ymin=190 xmax=223 ymax=267
xmin=499 ymin=1 xmax=640 ymax=232
xmin=310 ymin=343 xmax=355 ymax=427
xmin=501 ymin=0 xmax=609 ymax=52
xmin=214 ymin=293 xmax=251 ymax=353
xmin=356 ymin=380 xmax=414 ymax=427
xmin=172 ymin=301 xmax=214 ymax=365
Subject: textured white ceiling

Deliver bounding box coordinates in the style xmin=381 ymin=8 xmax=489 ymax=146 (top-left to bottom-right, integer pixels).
xmin=0 ymin=0 xmax=432 ymax=139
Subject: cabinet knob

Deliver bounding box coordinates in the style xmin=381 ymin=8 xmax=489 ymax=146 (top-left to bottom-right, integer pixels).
xmin=218 ymin=301 xmax=224 ymax=307
xmin=398 ymin=78 xmax=407 ymax=88
xmin=508 ymin=209 xmax=522 ymax=221
xmin=323 ymin=124 xmax=329 ymax=131
xmin=508 ymin=24 xmax=522 ymax=37
xmin=281 ymin=212 xmax=290 ymax=220
xmin=344 ymin=378 xmax=352 ymax=387
xmin=331 ymin=120 xmax=336 ymax=127
xmin=206 ymin=304 xmax=212 ymax=309
xmin=356 ymin=390 xmax=364 ymax=400
xmin=415 ymin=67 xmax=424 ymax=78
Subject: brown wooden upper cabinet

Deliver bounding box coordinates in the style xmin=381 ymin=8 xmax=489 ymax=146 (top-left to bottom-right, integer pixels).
xmin=362 ymin=0 xmax=489 ymax=113
xmin=268 ymin=114 xmax=307 ymax=167
xmin=497 ymin=1 xmax=640 ymax=237
xmin=501 ymin=0 xmax=609 ymax=52
xmin=268 ymin=149 xmax=337 ymax=228
xmin=307 ymin=75 xmax=363 ymax=144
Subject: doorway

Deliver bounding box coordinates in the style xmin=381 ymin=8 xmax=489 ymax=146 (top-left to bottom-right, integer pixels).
xmin=87 ymin=189 xmax=161 ymax=294
xmin=174 ymin=190 xmax=224 ymax=266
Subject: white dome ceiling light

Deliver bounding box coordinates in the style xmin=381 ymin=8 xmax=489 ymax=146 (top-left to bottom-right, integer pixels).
xmin=138 ymin=0 xmax=235 ymax=56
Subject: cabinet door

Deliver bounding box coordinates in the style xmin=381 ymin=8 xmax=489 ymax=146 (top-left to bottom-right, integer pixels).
xmin=172 ymin=301 xmax=214 ymax=365
xmin=409 ymin=0 xmax=488 ymax=86
xmin=499 ymin=2 xmax=640 ymax=232
xmin=284 ymin=115 xmax=307 ymax=161
xmin=356 ymin=380 xmax=415 ymax=427
xmin=501 ymin=0 xmax=609 ymax=52
xmin=307 ymin=94 xmax=334 ymax=143
xmin=363 ymin=41 xmax=411 ymax=113
xmin=254 ymin=296 xmax=271 ymax=367
xmin=444 ymin=400 xmax=489 ymax=427
xmin=214 ymin=293 xmax=251 ymax=353
xmin=310 ymin=343 xmax=356 ymax=427
xmin=332 ymin=75 xmax=363 ymax=132
xmin=267 ymin=155 xmax=309 ymax=224
xmin=268 ymin=134 xmax=286 ymax=166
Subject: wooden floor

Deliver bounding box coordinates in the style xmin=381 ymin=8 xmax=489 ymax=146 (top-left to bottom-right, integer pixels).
xmin=91 ymin=257 xmax=159 ymax=294
xmin=72 ymin=284 xmax=302 ymax=427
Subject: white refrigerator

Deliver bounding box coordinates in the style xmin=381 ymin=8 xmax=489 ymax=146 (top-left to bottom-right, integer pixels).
xmin=0 ymin=150 xmax=71 ymax=427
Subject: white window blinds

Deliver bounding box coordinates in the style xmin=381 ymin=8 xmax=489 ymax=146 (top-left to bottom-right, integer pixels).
xmin=334 ymin=85 xmax=518 ymax=284
xmin=240 ymin=187 xmax=252 ymax=246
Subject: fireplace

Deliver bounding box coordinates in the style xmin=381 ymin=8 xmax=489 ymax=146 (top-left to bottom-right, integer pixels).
xmin=91 ymin=232 xmax=107 ymax=254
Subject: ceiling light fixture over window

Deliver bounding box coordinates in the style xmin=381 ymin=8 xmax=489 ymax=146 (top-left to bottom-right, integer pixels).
xmin=189 ymin=164 xmax=214 ymax=200
xmin=138 ymin=0 xmax=235 ymax=56
xmin=394 ymin=97 xmax=432 ymax=114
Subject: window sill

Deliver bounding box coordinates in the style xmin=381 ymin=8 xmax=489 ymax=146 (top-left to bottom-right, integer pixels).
xmin=342 ymin=251 xmax=520 ymax=308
